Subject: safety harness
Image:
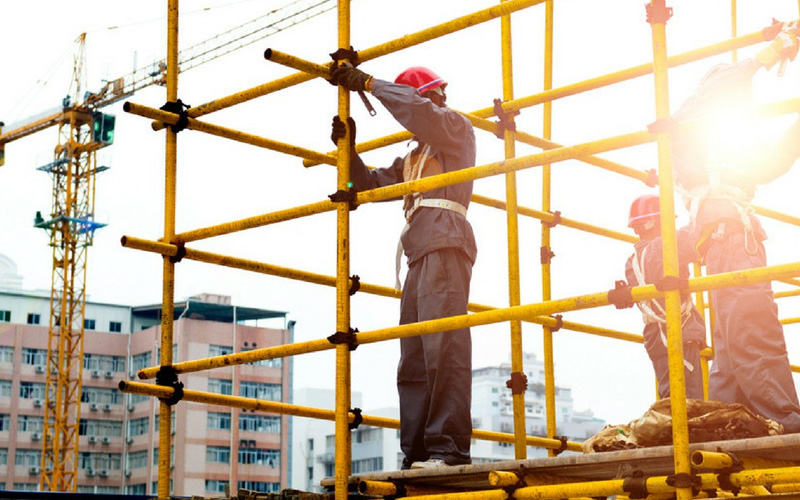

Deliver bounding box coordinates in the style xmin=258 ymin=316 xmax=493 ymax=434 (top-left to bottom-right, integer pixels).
xmin=394 ymin=143 xmax=468 ymax=289
xmin=629 ymin=245 xmax=696 ymax=373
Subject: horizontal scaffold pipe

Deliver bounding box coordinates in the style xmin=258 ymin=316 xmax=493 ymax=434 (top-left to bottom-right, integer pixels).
xmin=152 ymin=0 xmax=545 ymax=129
xmin=155 ymin=128 xmax=654 ymax=244
xmin=120 ymin=234 xmax=641 ymax=349
xmin=483 ymin=27 xmax=774 ymax=118
xmin=124 ymin=101 xmax=337 ymax=166
xmin=118 ymin=380 xmax=580 ymax=453
xmin=132 ymin=260 xmax=800 ymax=380
xmin=511 ymin=466 xmax=800 ymax=500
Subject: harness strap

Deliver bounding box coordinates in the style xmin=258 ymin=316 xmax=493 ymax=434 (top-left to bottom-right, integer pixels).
xmin=394 ymin=199 xmax=468 ymax=290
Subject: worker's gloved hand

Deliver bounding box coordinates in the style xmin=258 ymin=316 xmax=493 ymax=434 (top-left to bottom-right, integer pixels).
xmin=331 ymin=65 xmax=372 ymax=92
xmin=330 ymin=116 xmax=356 ymax=146
xmin=757 ymin=21 xmax=800 ymax=70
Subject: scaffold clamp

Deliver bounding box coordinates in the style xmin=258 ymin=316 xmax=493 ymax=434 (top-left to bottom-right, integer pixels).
xmin=155 ymin=365 xmax=185 ymax=406
xmin=608 ymin=280 xmax=634 ymax=309
xmin=667 ymin=472 xmax=700 ymax=490
xmin=328 ymin=187 xmax=359 ymax=211
xmin=349 ymin=274 xmax=361 ymax=296
xmin=543 ymin=210 xmax=561 ymax=228
xmin=645 ymin=1 xmax=673 ymax=25
xmin=550 ymin=314 xmax=563 ymax=332
xmin=349 ymin=407 xmax=363 ymax=430
xmin=493 ymin=98 xmax=520 ymax=139
xmin=552 ymin=435 xmax=569 ymax=456
xmin=327 ymin=327 xmax=359 ymax=351
xmin=506 ymin=371 xmax=528 ymax=395
xmin=645 ymin=168 xmax=659 ymax=188
xmin=622 ymin=470 xmax=649 ymax=499
xmin=169 ymin=242 xmax=186 ymax=263
xmin=159 ymin=99 xmax=191 ymax=133
xmin=540 ymin=246 xmax=555 ymax=265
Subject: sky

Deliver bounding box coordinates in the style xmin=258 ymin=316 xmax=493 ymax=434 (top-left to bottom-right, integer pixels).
xmin=2 ymin=0 xmax=800 ymax=428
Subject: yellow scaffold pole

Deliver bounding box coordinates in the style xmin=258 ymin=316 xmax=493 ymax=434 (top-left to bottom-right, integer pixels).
xmin=498 ymin=0 xmax=527 ymax=460
xmin=333 ymin=3 xmax=353 ymax=499
xmin=158 ymin=0 xmax=179 ymax=498
xmin=647 ymin=3 xmax=691 ymax=500
xmin=541 ymin=0 xmax=558 ymax=458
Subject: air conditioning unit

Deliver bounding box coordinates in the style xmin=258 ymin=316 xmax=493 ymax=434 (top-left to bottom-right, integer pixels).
xmin=35 ymin=365 xmax=45 ymax=374
xmin=99 ymin=469 xmax=108 ymax=478
xmin=89 ymin=403 xmax=98 ymax=411
xmin=88 ymin=435 xmax=97 ymax=444
xmin=127 ymin=404 xmax=135 ymax=412
xmin=124 ymin=469 xmax=131 ymax=478
xmin=33 ymin=399 xmax=42 ymax=408
xmin=86 ymin=468 xmax=95 ymax=477
xmin=31 ymin=432 xmax=41 ymax=441
xmin=29 ymin=466 xmax=40 ymax=475
xmin=102 ymin=436 xmax=110 ymax=444
xmin=104 ymin=371 xmax=113 ymax=379
xmin=126 ymin=437 xmax=133 ymax=444
xmin=91 ymin=370 xmax=100 ymax=378
xmin=102 ymin=403 xmax=112 ymax=412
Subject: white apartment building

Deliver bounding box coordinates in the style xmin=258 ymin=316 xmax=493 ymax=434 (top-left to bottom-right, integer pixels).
xmin=291 ymin=352 xmax=606 ymax=491
xmin=0 ymin=253 xmax=294 ymax=496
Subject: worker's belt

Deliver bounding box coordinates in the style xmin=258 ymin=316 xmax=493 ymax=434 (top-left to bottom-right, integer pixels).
xmin=396 ymin=198 xmax=468 ymax=290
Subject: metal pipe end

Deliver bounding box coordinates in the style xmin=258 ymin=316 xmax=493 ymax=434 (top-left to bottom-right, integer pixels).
xmin=264 ymin=48 xmax=273 ymax=60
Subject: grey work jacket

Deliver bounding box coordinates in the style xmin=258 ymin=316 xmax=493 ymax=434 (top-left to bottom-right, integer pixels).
xmin=349 ymin=78 xmax=477 ymax=265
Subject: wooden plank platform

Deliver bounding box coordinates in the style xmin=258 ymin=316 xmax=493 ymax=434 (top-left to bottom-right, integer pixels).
xmin=321 ymin=434 xmax=800 ymax=493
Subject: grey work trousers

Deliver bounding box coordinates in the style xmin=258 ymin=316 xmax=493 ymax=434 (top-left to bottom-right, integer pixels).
xmin=644 ymin=323 xmax=705 ymax=400
xmin=705 ymin=230 xmax=800 ymax=432
xmin=398 ymin=247 xmax=473 ymax=467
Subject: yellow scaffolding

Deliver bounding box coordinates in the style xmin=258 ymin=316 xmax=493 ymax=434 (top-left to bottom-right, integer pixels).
xmin=118 ymin=1 xmax=800 ymax=499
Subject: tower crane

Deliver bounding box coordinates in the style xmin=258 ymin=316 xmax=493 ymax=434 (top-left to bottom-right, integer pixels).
xmin=0 ymin=0 xmax=337 ymax=491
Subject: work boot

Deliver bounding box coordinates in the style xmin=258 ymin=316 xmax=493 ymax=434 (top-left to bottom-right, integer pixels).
xmin=410 ymin=458 xmax=449 ymax=469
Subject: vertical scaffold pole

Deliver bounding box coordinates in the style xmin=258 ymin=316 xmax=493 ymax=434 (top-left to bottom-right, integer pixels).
xmin=334 ymin=2 xmax=353 ymax=499
xmin=500 ymin=0 xmax=527 ymax=460
xmin=541 ymin=0 xmax=558 ymax=457
xmin=647 ymin=3 xmax=692 ymax=500
xmin=158 ymin=1 xmax=179 ymax=499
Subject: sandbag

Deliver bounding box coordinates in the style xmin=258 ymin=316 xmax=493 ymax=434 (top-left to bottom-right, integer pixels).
xmin=583 ymin=398 xmax=783 ymax=453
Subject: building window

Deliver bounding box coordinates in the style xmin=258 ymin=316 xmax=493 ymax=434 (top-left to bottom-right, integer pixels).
xmin=21 ymin=348 xmax=46 ymax=366
xmin=239 ymin=381 xmax=281 ymax=401
xmin=352 ymin=457 xmax=383 ymax=474
xmin=12 ymin=483 xmax=37 ymax=492
xmin=130 ymin=352 xmax=151 ymax=373
xmin=238 ymin=448 xmax=279 ymax=467
xmin=17 ymin=415 xmax=43 ymax=433
xmin=208 ymin=378 xmax=233 ymax=396
xmin=127 ymin=418 xmax=149 ymax=437
xmin=81 ymin=387 xmax=121 ymax=405
xmin=14 ymin=448 xmax=41 ymax=466
xmin=0 ymin=311 xmax=10 ymax=322
xmin=126 ymin=484 xmax=147 ymax=495
xmin=206 ymin=446 xmax=230 ymax=464
xmin=84 ymin=319 xmax=96 ymax=330
xmin=354 ymin=427 xmax=381 ymax=443
xmin=208 ymin=412 xmax=232 ymax=431
xmin=239 ymin=414 xmax=280 ymax=433
xmin=206 ymin=480 xmax=229 ymax=493
xmin=209 ymin=345 xmax=232 ymax=356
xmin=80 ymin=418 xmax=123 ymax=438
xmin=0 ymin=448 xmax=7 ymax=465
xmin=127 ymin=450 xmax=148 ymax=469
xmin=0 ymin=346 xmax=13 ymax=364
xmin=237 ymin=481 xmax=280 ymax=494
xmin=109 ymin=321 xmax=122 ymax=333
xmin=0 ymin=414 xmax=10 ymax=431
xmin=19 ymin=382 xmax=45 ymax=399
xmin=0 ymin=381 xmax=10 ymax=398
xmin=26 ymin=313 xmax=40 ymax=325
xmin=83 ymin=354 xmax=125 ymax=372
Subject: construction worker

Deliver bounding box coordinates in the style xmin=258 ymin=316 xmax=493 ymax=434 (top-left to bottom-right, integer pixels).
xmin=330 ymin=65 xmax=476 ymax=468
xmin=670 ymin=23 xmax=800 ymax=432
xmin=625 ymin=194 xmax=706 ymax=400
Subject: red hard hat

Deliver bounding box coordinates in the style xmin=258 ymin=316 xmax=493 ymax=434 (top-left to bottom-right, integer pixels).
xmin=628 ymin=194 xmax=661 ymax=228
xmin=395 ymin=66 xmax=447 ymax=94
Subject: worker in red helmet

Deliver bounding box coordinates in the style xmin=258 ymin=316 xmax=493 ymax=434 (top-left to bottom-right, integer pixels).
xmin=330 ymin=64 xmax=475 ymax=468
xmin=671 ymin=22 xmax=800 ymax=432
xmin=624 ymin=194 xmax=707 ymax=400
